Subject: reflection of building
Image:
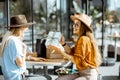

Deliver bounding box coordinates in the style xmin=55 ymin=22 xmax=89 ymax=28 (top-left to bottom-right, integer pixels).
xmin=0 ymin=1 xmax=5 ymax=22
xmin=0 ymin=0 xmax=120 ymax=54
xmin=0 ymin=1 xmax=6 ymax=35
xmin=108 ymin=0 xmax=120 ymax=11
xmin=92 ymin=0 xmax=107 ymax=7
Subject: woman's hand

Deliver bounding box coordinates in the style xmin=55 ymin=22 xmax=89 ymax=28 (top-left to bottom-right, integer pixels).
xmin=26 ymin=56 xmax=46 ymax=62
xmin=30 ymin=57 xmax=46 ymax=62
xmin=23 ymin=70 xmax=29 ymax=75
xmin=60 ymin=35 xmax=65 ymax=45
xmin=26 ymin=52 xmax=46 ymax=61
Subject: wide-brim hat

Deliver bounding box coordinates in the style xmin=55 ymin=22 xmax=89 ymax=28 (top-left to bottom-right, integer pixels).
xmin=70 ymin=13 xmax=93 ymax=32
xmin=5 ymin=14 xmax=34 ymax=28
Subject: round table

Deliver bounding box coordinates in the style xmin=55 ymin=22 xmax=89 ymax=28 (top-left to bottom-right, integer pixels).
xmin=108 ymin=35 xmax=120 ymax=61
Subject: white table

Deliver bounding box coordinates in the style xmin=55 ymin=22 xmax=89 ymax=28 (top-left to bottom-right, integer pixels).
xmin=108 ymin=35 xmax=120 ymax=61
xmin=26 ymin=59 xmax=69 ymax=80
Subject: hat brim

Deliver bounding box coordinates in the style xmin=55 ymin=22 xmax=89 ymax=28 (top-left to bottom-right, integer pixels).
xmin=5 ymin=22 xmax=35 ymax=28
xmin=70 ymin=15 xmax=93 ymax=32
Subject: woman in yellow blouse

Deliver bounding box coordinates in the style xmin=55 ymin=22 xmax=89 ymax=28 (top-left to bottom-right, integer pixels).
xmin=48 ymin=13 xmax=102 ymax=80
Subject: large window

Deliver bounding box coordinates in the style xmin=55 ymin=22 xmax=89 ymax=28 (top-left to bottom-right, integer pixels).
xmin=0 ymin=1 xmax=6 ymax=42
xmin=1 ymin=0 xmax=69 ymax=51
xmin=33 ymin=0 xmax=68 ymax=51
xmin=1 ymin=0 xmax=119 ymax=59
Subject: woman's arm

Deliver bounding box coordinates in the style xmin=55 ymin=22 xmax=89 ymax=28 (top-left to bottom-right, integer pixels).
xmin=62 ymin=43 xmax=72 ymax=54
xmin=16 ymin=55 xmax=26 ymax=67
xmin=26 ymin=52 xmax=46 ymax=61
xmin=60 ymin=35 xmax=72 ymax=54
xmin=47 ymin=45 xmax=75 ymax=63
xmin=15 ymin=42 xmax=27 ymax=67
xmin=61 ymin=51 xmax=74 ymax=63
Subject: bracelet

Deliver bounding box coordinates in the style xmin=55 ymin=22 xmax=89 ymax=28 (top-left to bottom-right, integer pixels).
xmin=62 ymin=43 xmax=66 ymax=46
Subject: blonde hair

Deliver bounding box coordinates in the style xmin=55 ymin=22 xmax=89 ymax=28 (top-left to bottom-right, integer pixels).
xmin=86 ymin=32 xmax=102 ymax=67
xmin=79 ymin=22 xmax=102 ymax=67
xmin=0 ymin=26 xmax=26 ymax=57
xmin=10 ymin=26 xmax=26 ymax=40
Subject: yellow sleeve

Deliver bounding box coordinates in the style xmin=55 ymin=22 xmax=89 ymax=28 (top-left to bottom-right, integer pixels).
xmin=74 ymin=36 xmax=89 ymax=59
xmin=73 ymin=36 xmax=90 ymax=70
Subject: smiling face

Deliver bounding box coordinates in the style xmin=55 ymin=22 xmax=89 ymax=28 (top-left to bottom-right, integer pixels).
xmin=72 ymin=19 xmax=81 ymax=35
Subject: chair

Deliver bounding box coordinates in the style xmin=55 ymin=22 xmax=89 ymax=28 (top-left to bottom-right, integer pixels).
xmin=100 ymin=44 xmax=116 ymax=66
xmin=101 ymin=44 xmax=116 ymax=66
xmin=117 ymin=47 xmax=120 ymax=61
xmin=107 ymin=44 xmax=115 ymax=58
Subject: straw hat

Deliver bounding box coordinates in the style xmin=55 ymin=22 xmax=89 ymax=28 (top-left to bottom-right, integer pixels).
xmin=5 ymin=15 xmax=34 ymax=28
xmin=70 ymin=13 xmax=93 ymax=32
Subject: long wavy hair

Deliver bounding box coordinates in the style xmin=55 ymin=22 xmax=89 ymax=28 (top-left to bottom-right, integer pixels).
xmin=78 ymin=22 xmax=102 ymax=67
xmin=0 ymin=26 xmax=26 ymax=57
xmin=10 ymin=26 xmax=26 ymax=41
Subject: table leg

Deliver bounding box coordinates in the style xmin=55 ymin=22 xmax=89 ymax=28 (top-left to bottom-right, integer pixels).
xmin=114 ymin=38 xmax=117 ymax=61
xmin=32 ymin=65 xmax=35 ymax=74
xmin=25 ymin=65 xmax=41 ymax=78
xmin=43 ymin=66 xmax=52 ymax=80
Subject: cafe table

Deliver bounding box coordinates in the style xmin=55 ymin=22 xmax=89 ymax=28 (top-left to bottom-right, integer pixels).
xmin=108 ymin=35 xmax=120 ymax=61
xmin=26 ymin=59 xmax=70 ymax=80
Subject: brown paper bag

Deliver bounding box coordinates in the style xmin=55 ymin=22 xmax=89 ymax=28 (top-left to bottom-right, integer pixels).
xmin=45 ymin=31 xmax=64 ymax=59
xmin=46 ymin=47 xmax=63 ymax=59
xmin=26 ymin=52 xmax=37 ymax=57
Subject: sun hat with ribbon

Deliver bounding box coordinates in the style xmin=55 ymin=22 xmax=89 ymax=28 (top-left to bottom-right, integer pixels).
xmin=70 ymin=13 xmax=93 ymax=32
xmin=5 ymin=14 xmax=34 ymax=28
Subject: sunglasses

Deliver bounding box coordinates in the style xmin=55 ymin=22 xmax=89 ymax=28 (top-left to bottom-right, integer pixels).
xmin=72 ymin=23 xmax=80 ymax=28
